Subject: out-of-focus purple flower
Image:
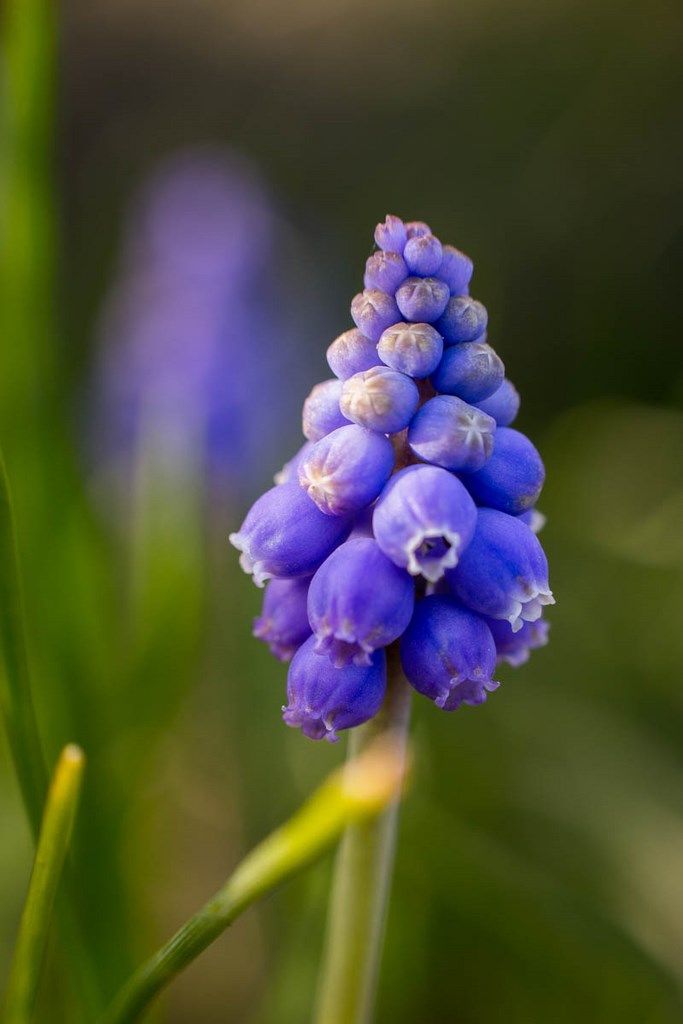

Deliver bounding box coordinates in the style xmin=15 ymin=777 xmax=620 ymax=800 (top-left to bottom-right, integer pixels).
xmin=90 ymin=148 xmax=308 ymax=502
xmin=302 ymin=380 xmax=349 ymax=441
xmin=486 ymin=616 xmax=550 ymax=667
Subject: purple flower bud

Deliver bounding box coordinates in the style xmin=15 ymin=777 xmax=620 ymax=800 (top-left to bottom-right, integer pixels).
xmin=377 ymin=322 xmax=443 ymax=379
xmin=395 ymin=276 xmax=450 ymax=323
xmin=308 ymin=538 xmax=414 ymax=667
xmin=405 ymin=220 xmax=432 ymax=239
xmin=436 ymin=296 xmax=488 ymax=343
xmin=230 ymin=483 xmax=351 ymax=586
xmin=475 ymin=378 xmax=520 ymax=426
xmin=446 ymin=508 xmax=554 ymax=631
xmin=326 ymin=329 xmax=381 ymax=380
xmin=403 ymin=234 xmax=443 ymax=276
xmin=438 ymin=245 xmax=473 ymax=296
xmin=299 ymin=425 xmax=394 ymax=516
xmin=400 ymin=596 xmax=499 ymax=710
xmin=253 ymin=577 xmax=312 ymax=661
xmin=302 ymin=379 xmax=349 ymax=441
xmin=460 ymin=427 xmax=544 ymax=515
xmin=372 ymin=465 xmax=477 ymax=583
xmin=340 ymin=366 xmax=419 ymax=434
xmin=351 ymin=289 xmax=400 ymax=342
xmin=274 ymin=440 xmax=314 ymax=485
xmin=518 ymin=508 xmax=546 ymax=533
xmin=408 ymin=395 xmax=496 ymax=472
xmin=486 ymin=616 xmax=550 ymax=667
xmin=431 ymin=342 xmax=504 ymax=403
xmin=283 ymin=636 xmax=386 ymax=741
xmin=363 ymin=251 xmax=408 ymax=294
xmin=374 ymin=215 xmax=408 ymax=253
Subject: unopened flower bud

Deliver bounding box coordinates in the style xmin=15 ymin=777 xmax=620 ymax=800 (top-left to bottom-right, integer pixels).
xmin=377 ymin=322 xmax=443 ymax=379
xmin=340 ymin=366 xmax=419 ymax=434
xmin=408 ymin=395 xmax=496 ymax=472
xmin=431 ymin=341 xmax=504 ymax=403
xmin=299 ymin=424 xmax=394 ymax=516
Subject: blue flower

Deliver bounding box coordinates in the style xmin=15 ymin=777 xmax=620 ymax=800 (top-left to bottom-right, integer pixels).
xmin=373 ymin=465 xmax=477 ymax=583
xmin=302 ymin=379 xmax=349 ymax=441
xmin=253 ymin=577 xmax=312 ymax=661
xmin=436 ymin=295 xmax=488 ymax=343
xmin=408 ymin=395 xmax=496 ymax=472
xmin=475 ymin=379 xmax=520 ymax=426
xmin=486 ymin=616 xmax=550 ymax=667
xmin=377 ymin=322 xmax=443 ymax=379
xmin=233 ymin=213 xmax=554 ymax=738
xmin=299 ymin=425 xmax=395 ymax=516
xmin=351 ymin=289 xmax=400 ymax=341
xmin=364 ymin=251 xmax=409 ymax=293
xmin=446 ymin=508 xmax=554 ymax=631
xmin=460 ymin=427 xmax=545 ymax=515
xmin=431 ymin=341 xmax=505 ymax=403
xmin=283 ymin=637 xmax=387 ymax=741
xmin=307 ymin=538 xmax=415 ymax=667
xmin=400 ymin=596 xmax=499 ymax=710
xmin=229 ymin=483 xmax=352 ymax=585
xmin=395 ymin=276 xmax=450 ymax=323
xmin=340 ymin=366 xmax=420 ymax=434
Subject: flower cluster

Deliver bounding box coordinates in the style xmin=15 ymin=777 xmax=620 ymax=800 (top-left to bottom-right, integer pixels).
xmin=231 ymin=215 xmax=554 ymax=741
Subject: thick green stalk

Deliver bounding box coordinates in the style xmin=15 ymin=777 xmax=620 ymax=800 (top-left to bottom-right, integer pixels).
xmin=98 ymin=736 xmax=408 ymax=1024
xmin=4 ymin=745 xmax=86 ymax=1024
xmin=313 ymin=653 xmax=412 ymax=1024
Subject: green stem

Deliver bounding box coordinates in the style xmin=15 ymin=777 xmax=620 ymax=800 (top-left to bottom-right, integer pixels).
xmin=4 ymin=745 xmax=86 ymax=1024
xmin=313 ymin=652 xmax=412 ymax=1024
xmin=98 ymin=736 xmax=407 ymax=1024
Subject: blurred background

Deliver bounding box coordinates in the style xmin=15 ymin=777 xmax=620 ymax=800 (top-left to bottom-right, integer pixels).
xmin=1 ymin=0 xmax=682 ymax=1020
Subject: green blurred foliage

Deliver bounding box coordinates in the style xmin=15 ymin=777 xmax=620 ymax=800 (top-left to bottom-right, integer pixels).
xmin=2 ymin=0 xmax=683 ymax=1021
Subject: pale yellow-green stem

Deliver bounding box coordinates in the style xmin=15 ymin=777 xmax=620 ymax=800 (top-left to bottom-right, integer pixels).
xmin=98 ymin=734 xmax=408 ymax=1024
xmin=3 ymin=745 xmax=86 ymax=1024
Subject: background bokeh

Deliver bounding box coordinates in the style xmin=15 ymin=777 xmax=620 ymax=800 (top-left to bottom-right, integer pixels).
xmin=1 ymin=0 xmax=682 ymax=1020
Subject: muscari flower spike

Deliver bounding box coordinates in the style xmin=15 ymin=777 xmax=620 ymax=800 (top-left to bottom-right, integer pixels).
xmin=231 ymin=214 xmax=554 ymax=740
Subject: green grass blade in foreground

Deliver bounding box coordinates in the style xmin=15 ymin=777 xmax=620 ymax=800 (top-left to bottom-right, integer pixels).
xmin=99 ymin=735 xmax=408 ymax=1024
xmin=0 ymin=449 xmax=48 ymax=836
xmin=3 ymin=745 xmax=86 ymax=1024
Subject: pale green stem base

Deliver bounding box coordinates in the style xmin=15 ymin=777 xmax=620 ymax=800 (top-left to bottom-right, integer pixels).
xmin=313 ymin=654 xmax=412 ymax=1024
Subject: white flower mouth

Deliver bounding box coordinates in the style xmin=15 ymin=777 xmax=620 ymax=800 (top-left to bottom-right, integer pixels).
xmin=506 ymin=585 xmax=555 ymax=632
xmin=229 ymin=532 xmax=272 ymax=587
xmin=405 ymin=526 xmax=461 ymax=583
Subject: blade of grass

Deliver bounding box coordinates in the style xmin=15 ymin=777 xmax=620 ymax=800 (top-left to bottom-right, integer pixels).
xmin=3 ymin=745 xmax=86 ymax=1024
xmin=0 ymin=448 xmax=48 ymax=838
xmin=99 ymin=734 xmax=409 ymax=1024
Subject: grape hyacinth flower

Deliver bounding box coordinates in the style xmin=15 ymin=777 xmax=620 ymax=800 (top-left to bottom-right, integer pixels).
xmin=90 ymin=148 xmax=309 ymax=504
xmin=231 ymin=214 xmax=554 ymax=741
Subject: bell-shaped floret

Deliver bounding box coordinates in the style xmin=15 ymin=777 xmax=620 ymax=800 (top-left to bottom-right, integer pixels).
xmin=283 ymin=637 xmax=386 ymax=741
xmin=446 ymin=508 xmax=554 ymax=631
xmin=230 ymin=483 xmax=352 ymax=586
xmin=460 ymin=427 xmax=544 ymax=515
xmin=400 ymin=596 xmax=499 ymax=710
xmin=253 ymin=577 xmax=312 ymax=661
xmin=372 ymin=465 xmax=477 ymax=583
xmin=308 ymin=537 xmax=415 ymax=667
